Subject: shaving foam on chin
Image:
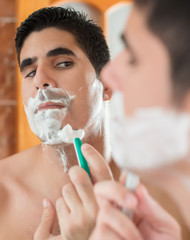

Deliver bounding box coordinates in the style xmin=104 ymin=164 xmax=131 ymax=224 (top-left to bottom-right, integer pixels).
xmin=24 ymin=87 xmax=77 ymax=145
xmin=25 ymin=86 xmax=86 ymax=171
xmin=110 ymin=91 xmax=190 ymax=170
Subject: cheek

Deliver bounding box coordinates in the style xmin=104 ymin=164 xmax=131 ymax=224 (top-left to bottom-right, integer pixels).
xmin=77 ymin=80 xmax=103 ymax=113
xmin=57 ymin=68 xmax=91 ymax=93
xmin=122 ymin=65 xmax=172 ymax=115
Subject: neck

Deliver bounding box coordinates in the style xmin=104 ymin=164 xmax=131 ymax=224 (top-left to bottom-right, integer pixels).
xmin=28 ymin=118 xmax=112 ymax=202
xmin=31 ymin=109 xmax=112 ymax=199
xmin=38 ymin=120 xmax=111 ymax=173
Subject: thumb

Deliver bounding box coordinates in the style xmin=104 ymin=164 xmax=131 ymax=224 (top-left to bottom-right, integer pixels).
xmin=34 ymin=199 xmax=56 ymax=240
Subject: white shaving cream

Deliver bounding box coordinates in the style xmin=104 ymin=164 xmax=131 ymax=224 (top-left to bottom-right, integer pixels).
xmin=24 ymin=87 xmax=85 ymax=169
xmin=110 ymin=91 xmax=190 ymax=170
xmin=58 ymin=124 xmax=84 ymax=143
xmin=24 ymin=86 xmax=84 ymax=144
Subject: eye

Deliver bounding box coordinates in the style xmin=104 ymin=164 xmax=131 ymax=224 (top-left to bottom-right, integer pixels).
xmin=25 ymin=70 xmax=36 ymax=78
xmin=56 ymin=61 xmax=73 ymax=69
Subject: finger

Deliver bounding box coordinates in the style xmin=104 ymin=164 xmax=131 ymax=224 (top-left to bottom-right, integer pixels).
xmin=136 ymin=185 xmax=181 ymax=235
xmin=81 ymin=144 xmax=113 ymax=183
xmin=97 ymin=203 xmax=143 ymax=240
xmin=91 ymin=223 xmax=123 ymax=240
xmin=61 ymin=183 xmax=82 ymax=213
xmin=49 ymin=235 xmax=63 ymax=240
xmin=69 ymin=166 xmax=97 ymax=211
xmin=56 ymin=196 xmax=70 ymax=218
xmin=119 ymin=172 xmax=127 ymax=185
xmin=56 ymin=196 xmax=71 ymax=235
xmin=94 ymin=181 xmax=138 ymax=210
xmin=34 ymin=199 xmax=55 ymax=240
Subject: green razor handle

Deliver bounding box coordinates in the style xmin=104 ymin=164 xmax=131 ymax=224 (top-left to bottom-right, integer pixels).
xmin=74 ymin=138 xmax=92 ymax=181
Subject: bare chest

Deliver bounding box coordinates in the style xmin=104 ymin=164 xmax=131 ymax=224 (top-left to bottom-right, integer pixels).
xmin=0 ymin=195 xmax=43 ymax=240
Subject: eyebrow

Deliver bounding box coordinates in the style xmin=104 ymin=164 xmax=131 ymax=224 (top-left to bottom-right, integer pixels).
xmin=20 ymin=57 xmax=37 ymax=72
xmin=20 ymin=47 xmax=76 ymax=72
xmin=46 ymin=47 xmax=76 ymax=58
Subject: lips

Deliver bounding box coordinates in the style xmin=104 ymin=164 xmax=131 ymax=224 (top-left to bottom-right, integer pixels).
xmin=38 ymin=101 xmax=66 ymax=111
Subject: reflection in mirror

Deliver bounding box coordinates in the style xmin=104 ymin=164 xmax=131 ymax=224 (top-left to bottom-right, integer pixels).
xmin=1 ymin=6 xmax=113 ymax=239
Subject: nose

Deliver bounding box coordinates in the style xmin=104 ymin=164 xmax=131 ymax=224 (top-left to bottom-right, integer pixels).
xmin=101 ymin=51 xmax=126 ymax=91
xmin=34 ymin=66 xmax=56 ymax=90
xmin=101 ymin=59 xmax=122 ymax=91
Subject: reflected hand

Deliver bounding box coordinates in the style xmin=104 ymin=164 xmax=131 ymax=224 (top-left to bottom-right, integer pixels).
xmin=34 ymin=168 xmax=98 ymax=240
xmin=55 ymin=166 xmax=98 ymax=240
xmin=33 ymin=199 xmax=62 ymax=240
xmin=34 ymin=143 xmax=113 ymax=240
xmin=55 ymin=143 xmax=113 ymax=240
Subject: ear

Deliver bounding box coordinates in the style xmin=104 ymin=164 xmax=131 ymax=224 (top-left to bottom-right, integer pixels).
xmin=103 ymin=87 xmax=112 ymax=101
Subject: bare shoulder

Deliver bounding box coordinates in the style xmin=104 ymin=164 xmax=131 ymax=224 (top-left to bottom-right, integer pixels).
xmin=0 ymin=146 xmax=40 ymax=213
xmin=0 ymin=152 xmax=24 ymax=206
xmin=0 ymin=154 xmax=16 ymax=217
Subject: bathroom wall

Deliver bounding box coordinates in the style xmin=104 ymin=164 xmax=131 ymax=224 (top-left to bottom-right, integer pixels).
xmin=0 ymin=0 xmax=17 ymax=159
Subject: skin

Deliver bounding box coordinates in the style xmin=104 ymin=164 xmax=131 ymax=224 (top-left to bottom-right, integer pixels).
xmin=0 ymin=27 xmax=118 ymax=240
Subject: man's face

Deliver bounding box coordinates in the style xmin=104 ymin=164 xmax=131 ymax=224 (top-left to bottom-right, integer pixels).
xmin=101 ymin=6 xmax=190 ymax=170
xmin=20 ymin=27 xmax=104 ymax=136
xmin=102 ymin=6 xmax=174 ymax=116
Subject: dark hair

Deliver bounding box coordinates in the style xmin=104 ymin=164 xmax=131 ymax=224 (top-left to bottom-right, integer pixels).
xmin=15 ymin=7 xmax=110 ymax=77
xmin=134 ymin=0 xmax=190 ymax=103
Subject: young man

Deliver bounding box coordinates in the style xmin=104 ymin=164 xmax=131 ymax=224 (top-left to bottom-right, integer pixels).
xmin=33 ymin=3 xmax=183 ymax=240
xmin=0 ymin=7 xmax=117 ymax=239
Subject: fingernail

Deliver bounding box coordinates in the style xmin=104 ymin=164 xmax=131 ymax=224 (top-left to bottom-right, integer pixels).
xmin=125 ymin=194 xmax=137 ymax=207
xmin=43 ymin=198 xmax=50 ymax=208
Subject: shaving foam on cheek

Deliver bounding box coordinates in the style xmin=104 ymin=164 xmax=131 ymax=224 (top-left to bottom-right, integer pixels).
xmin=85 ymin=79 xmax=105 ymax=135
xmin=24 ymin=87 xmax=86 ymax=170
xmin=24 ymin=87 xmax=77 ymax=145
xmin=110 ymin=91 xmax=190 ymax=170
